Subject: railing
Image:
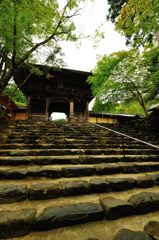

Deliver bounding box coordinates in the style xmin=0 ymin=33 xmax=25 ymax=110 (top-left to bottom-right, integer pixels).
xmin=90 ymin=122 xmax=159 ymax=158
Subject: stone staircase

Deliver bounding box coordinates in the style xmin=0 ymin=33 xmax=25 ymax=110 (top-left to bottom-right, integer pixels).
xmin=0 ymin=121 xmax=159 ymax=239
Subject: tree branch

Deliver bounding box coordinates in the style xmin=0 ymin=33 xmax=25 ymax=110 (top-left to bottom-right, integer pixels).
xmin=12 ymin=0 xmax=17 ymax=67
xmin=19 ymin=0 xmax=75 ymax=65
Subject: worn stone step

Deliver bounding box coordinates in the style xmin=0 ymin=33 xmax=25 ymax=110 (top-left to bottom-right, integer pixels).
xmin=1 ymin=121 xmax=159 ymax=239
xmin=0 ymin=161 xmax=159 ymax=180
xmin=0 ymin=154 xmax=159 ymax=166
xmin=0 ymin=143 xmax=148 ymax=150
xmin=0 ymin=172 xmax=159 ymax=203
xmin=1 ymin=189 xmax=159 ymax=239
xmin=32 ymin=202 xmax=104 ymax=231
xmin=1 ymin=148 xmax=159 ymax=157
xmin=6 ymin=139 xmax=141 ymax=146
xmin=6 ymin=138 xmax=137 ymax=146
xmin=7 ymin=130 xmax=134 ymax=138
xmin=4 ymin=212 xmax=159 ymax=240
xmin=0 ymin=202 xmax=104 ymax=239
xmin=1 ymin=185 xmax=159 ymax=212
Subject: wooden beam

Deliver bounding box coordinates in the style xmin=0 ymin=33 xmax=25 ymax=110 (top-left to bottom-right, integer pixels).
xmin=69 ymin=100 xmax=74 ymax=121
xmin=45 ymin=98 xmax=50 ymax=121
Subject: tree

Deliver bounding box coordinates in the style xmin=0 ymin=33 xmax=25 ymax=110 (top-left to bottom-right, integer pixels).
xmin=107 ymin=0 xmax=159 ymax=47
xmin=107 ymin=0 xmax=128 ymax=23
xmin=88 ymin=48 xmax=159 ymax=116
xmin=0 ymin=0 xmax=87 ymax=93
xmin=141 ymin=47 xmax=159 ymax=100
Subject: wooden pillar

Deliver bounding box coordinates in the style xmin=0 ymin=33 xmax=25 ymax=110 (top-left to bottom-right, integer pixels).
xmin=45 ymin=98 xmax=49 ymax=121
xmin=69 ymin=100 xmax=74 ymax=121
xmin=27 ymin=97 xmax=31 ymax=117
xmin=85 ymin=101 xmax=89 ymax=121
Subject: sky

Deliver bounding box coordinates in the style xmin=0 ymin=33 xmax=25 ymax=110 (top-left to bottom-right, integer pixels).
xmin=60 ymin=0 xmax=128 ymax=72
xmin=53 ymin=0 xmax=128 ymax=119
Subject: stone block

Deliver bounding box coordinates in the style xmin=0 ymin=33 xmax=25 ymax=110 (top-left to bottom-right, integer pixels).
xmin=137 ymin=176 xmax=154 ymax=188
xmin=100 ymin=197 xmax=134 ymax=220
xmin=128 ymin=192 xmax=159 ymax=214
xmin=108 ymin=178 xmax=136 ymax=191
xmin=60 ymin=180 xmax=89 ymax=196
xmin=29 ymin=167 xmax=62 ymax=179
xmin=113 ymin=228 xmax=153 ymax=240
xmin=152 ymin=174 xmax=159 ymax=185
xmin=62 ymin=166 xmax=95 ymax=177
xmin=89 ymin=178 xmax=110 ymax=193
xmin=144 ymin=221 xmax=159 ymax=239
xmin=4 ymin=169 xmax=27 ymax=179
xmin=29 ymin=183 xmax=60 ymax=200
xmin=0 ymin=209 xmax=36 ymax=238
xmin=33 ymin=202 xmax=104 ymax=230
xmin=0 ymin=184 xmax=28 ymax=203
xmin=96 ymin=165 xmax=120 ymax=175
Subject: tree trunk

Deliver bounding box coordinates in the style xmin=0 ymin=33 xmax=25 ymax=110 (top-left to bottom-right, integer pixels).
xmin=0 ymin=69 xmax=14 ymax=93
xmin=121 ymin=75 xmax=148 ymax=117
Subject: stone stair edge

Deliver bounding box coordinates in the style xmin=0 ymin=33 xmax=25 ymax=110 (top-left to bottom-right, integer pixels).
xmin=0 ymin=190 xmax=159 ymax=239
xmin=0 ymin=173 xmax=159 ymax=203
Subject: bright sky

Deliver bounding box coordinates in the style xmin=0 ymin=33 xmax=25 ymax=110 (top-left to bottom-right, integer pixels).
xmin=53 ymin=0 xmax=128 ymax=119
xmin=60 ymin=0 xmax=128 ymax=72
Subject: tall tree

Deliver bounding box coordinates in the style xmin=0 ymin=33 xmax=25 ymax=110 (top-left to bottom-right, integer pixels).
xmin=107 ymin=0 xmax=159 ymax=47
xmin=0 ymin=0 xmax=86 ymax=93
xmin=88 ymin=48 xmax=159 ymax=116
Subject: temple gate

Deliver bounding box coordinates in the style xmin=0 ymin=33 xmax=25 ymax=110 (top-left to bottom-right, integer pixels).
xmin=14 ymin=65 xmax=92 ymax=122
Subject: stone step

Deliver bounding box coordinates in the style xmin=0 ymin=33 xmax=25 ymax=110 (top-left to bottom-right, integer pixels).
xmin=5 ymin=133 xmax=126 ymax=138
xmin=1 ymin=121 xmax=159 ymax=239
xmin=0 ymin=162 xmax=159 ymax=180
xmin=0 ymin=154 xmax=159 ymax=166
xmin=0 ymin=143 xmax=148 ymax=150
xmin=9 ymin=132 xmax=107 ymax=138
xmin=6 ymin=139 xmax=141 ymax=145
xmin=1 ymin=148 xmax=159 ymax=156
xmin=14 ymin=124 xmax=154 ymax=136
xmin=12 ymin=130 xmax=154 ymax=140
xmin=6 ymin=211 xmax=159 ymax=240
xmin=0 ymin=172 xmax=159 ymax=203
xmin=7 ymin=136 xmax=137 ymax=144
xmin=1 ymin=188 xmax=159 ymax=239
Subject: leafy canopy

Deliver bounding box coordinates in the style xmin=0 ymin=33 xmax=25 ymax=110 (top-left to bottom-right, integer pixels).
xmin=88 ymin=47 xmax=159 ymax=116
xmin=107 ymin=0 xmax=159 ymax=47
xmin=3 ymin=83 xmax=27 ymax=106
xmin=0 ymin=0 xmax=88 ymax=93
xmin=107 ymin=0 xmax=128 ymax=23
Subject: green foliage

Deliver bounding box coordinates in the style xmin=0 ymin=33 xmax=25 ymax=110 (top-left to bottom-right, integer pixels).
xmin=88 ymin=47 xmax=159 ymax=116
xmin=53 ymin=119 xmax=67 ymax=124
xmin=3 ymin=83 xmax=27 ymax=106
xmin=0 ymin=0 xmax=59 ymax=57
xmin=141 ymin=47 xmax=159 ymax=99
xmin=107 ymin=0 xmax=128 ymax=23
xmin=88 ymin=51 xmax=129 ymax=96
xmin=107 ymin=0 xmax=159 ymax=47
xmin=93 ymin=97 xmax=145 ymax=115
xmin=0 ymin=0 xmax=89 ymax=92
